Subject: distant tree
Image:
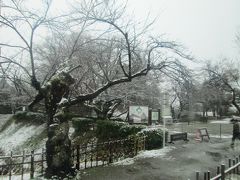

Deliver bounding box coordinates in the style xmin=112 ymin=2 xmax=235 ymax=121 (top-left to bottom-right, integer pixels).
xmin=195 ymin=80 xmax=227 ymax=117
xmin=168 ymin=69 xmax=194 ymax=120
xmin=204 ymin=61 xmax=240 ymax=115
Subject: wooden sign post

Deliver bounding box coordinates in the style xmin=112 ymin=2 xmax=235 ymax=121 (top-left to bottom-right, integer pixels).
xmin=196 ymin=128 xmax=210 ymax=142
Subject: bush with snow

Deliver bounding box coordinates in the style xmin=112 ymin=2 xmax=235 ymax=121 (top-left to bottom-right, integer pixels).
xmin=72 ymin=117 xmax=94 ymax=136
xmin=13 ymin=111 xmax=46 ymax=124
xmin=137 ymin=128 xmax=168 ymax=150
xmin=96 ymin=120 xmax=145 ymax=142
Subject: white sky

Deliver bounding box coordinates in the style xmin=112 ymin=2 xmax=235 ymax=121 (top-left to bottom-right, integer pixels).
xmin=1 ymin=0 xmax=240 ymax=62
xmin=127 ymin=0 xmax=240 ymax=61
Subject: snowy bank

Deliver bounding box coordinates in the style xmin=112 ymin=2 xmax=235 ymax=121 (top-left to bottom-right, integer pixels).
xmin=0 ymin=116 xmax=46 ymax=154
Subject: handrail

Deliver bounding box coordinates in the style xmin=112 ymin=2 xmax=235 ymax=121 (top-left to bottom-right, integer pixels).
xmin=198 ymin=158 xmax=240 ymax=180
xmin=225 ymin=162 xmax=240 ymax=174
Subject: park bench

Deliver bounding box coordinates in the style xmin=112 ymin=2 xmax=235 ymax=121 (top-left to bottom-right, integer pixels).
xmin=169 ymin=132 xmax=189 ymax=144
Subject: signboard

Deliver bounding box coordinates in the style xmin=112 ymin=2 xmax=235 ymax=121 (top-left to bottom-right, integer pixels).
xmin=196 ymin=128 xmax=210 ymax=141
xmin=199 ymin=129 xmax=207 ymax=136
xmin=151 ymin=111 xmax=159 ymax=121
xmin=129 ymin=106 xmax=149 ymax=124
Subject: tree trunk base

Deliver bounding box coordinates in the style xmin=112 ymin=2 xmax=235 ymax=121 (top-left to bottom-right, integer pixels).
xmin=45 ymin=122 xmax=74 ymax=178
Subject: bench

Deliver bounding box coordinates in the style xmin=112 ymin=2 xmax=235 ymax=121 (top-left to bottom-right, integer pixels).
xmin=169 ymin=132 xmax=189 ymax=144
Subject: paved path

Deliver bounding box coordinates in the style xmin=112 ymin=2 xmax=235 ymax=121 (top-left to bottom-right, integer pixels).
xmin=78 ymin=137 xmax=240 ymax=180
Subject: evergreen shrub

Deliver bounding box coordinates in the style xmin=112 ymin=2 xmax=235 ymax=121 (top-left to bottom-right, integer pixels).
xmin=96 ymin=120 xmax=145 ymax=142
xmin=72 ymin=118 xmax=94 ymax=135
xmin=138 ymin=128 xmax=168 ymax=150
xmin=13 ymin=111 xmax=46 ymax=124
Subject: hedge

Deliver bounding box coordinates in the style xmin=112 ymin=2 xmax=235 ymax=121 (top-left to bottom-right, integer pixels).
xmin=138 ymin=128 xmax=168 ymax=150
xmin=72 ymin=118 xmax=94 ymax=136
xmin=96 ymin=120 xmax=145 ymax=142
xmin=73 ymin=119 xmax=168 ymax=150
xmin=13 ymin=111 xmax=46 ymax=124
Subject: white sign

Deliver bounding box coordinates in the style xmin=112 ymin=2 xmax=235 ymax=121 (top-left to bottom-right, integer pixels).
xmin=129 ymin=106 xmax=149 ymax=124
xmin=151 ymin=111 xmax=159 ymax=121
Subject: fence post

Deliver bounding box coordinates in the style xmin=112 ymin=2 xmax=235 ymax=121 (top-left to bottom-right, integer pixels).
xmin=135 ymin=137 xmax=138 ymax=155
xmin=204 ymin=172 xmax=207 ymax=180
xmin=228 ymin=158 xmax=232 ymax=175
xmin=236 ymin=157 xmax=239 ymax=174
xmin=9 ymin=151 xmax=13 ymax=180
xmin=233 ymin=159 xmax=236 ymax=174
xmin=96 ymin=144 xmax=98 ymax=167
xmin=90 ymin=142 xmax=93 ymax=168
xmin=102 ymin=143 xmax=105 ymax=166
xmin=221 ymin=164 xmax=225 ymax=180
xmin=228 ymin=158 xmax=231 ymax=167
xmin=21 ymin=151 xmax=25 ymax=180
xmin=141 ymin=136 xmax=143 ymax=151
xmin=207 ymin=171 xmax=210 ymax=180
xmin=217 ymin=166 xmax=220 ymax=175
xmin=196 ymin=171 xmax=200 ymax=180
xmin=84 ymin=145 xmax=87 ymax=169
xmin=76 ymin=145 xmax=80 ymax=170
xmin=108 ymin=141 xmax=113 ymax=164
xmin=143 ymin=136 xmax=146 ymax=151
xmin=30 ymin=150 xmax=34 ymax=179
xmin=41 ymin=148 xmax=44 ymax=176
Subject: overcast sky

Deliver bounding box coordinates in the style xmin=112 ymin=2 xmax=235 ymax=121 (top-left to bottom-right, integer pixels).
xmin=1 ymin=0 xmax=240 ymax=63
xmin=127 ymin=0 xmax=240 ymax=62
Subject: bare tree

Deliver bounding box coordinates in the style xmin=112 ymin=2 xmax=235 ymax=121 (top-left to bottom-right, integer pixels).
xmin=0 ymin=0 xmax=192 ymax=177
xmin=204 ymin=61 xmax=240 ymax=115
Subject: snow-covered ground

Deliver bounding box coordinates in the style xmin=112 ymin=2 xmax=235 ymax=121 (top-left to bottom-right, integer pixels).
xmin=1 ymin=174 xmax=31 ymax=180
xmin=113 ymin=146 xmax=175 ymax=166
xmin=0 ymin=173 xmax=42 ymax=180
xmin=0 ymin=123 xmax=46 ymax=153
xmin=0 ymin=115 xmax=46 ymax=154
xmin=210 ymin=118 xmax=232 ymax=124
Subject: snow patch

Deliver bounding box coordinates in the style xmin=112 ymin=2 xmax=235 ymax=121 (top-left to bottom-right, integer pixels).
xmin=141 ymin=125 xmax=167 ymax=132
xmin=113 ymin=158 xmax=135 ymax=166
xmin=136 ymin=146 xmax=175 ymax=159
xmin=113 ymin=146 xmax=175 ymax=166
xmin=210 ymin=118 xmax=231 ymax=124
xmin=210 ymin=134 xmax=232 ymax=139
xmin=58 ymin=97 xmax=68 ymax=105
xmin=0 ymin=173 xmax=42 ymax=180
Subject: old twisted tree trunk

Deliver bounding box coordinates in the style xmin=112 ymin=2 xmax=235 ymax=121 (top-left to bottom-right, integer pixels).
xmin=29 ymin=72 xmax=75 ymax=178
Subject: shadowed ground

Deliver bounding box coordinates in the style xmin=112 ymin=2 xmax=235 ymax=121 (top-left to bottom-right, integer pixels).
xmin=78 ymin=136 xmax=240 ymax=180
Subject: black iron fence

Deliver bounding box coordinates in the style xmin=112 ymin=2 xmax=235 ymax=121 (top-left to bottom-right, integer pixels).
xmin=0 ymin=136 xmax=145 ymax=179
xmin=72 ymin=136 xmax=145 ymax=170
xmin=0 ymin=149 xmax=45 ymax=180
